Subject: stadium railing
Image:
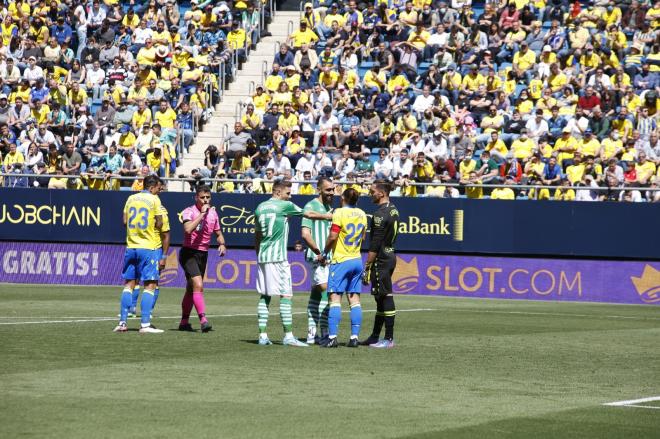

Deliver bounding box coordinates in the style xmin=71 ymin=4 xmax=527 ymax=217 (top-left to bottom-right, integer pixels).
xmin=2 ymin=172 xmax=658 ymax=198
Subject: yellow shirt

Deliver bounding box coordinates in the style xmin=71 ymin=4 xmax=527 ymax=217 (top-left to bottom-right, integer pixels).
xmin=286 ymin=137 xmax=306 ymax=155
xmin=278 ymin=113 xmax=299 ymax=132
xmin=324 ymin=13 xmax=346 ymax=27
xmin=155 ymin=204 xmax=170 ymax=248
xmin=548 ymin=73 xmax=567 ymax=92
xmin=122 ymin=14 xmax=140 ymax=29
xmin=601 ymin=138 xmax=623 ymax=160
xmin=459 ymin=159 xmax=477 ymax=176
xmin=227 ymin=29 xmax=248 ymax=50
xmin=289 ymin=28 xmax=319 ymax=47
xmin=490 ymin=187 xmax=515 ymax=200
xmin=252 ymin=93 xmax=271 ymax=112
xmin=486 ymin=139 xmax=509 ymax=156
xmin=554 ymin=188 xmax=575 ymax=200
xmin=462 ymin=73 xmax=486 ymax=92
xmin=8 ymin=2 xmax=30 ymax=18
xmin=319 ymin=70 xmax=339 ymax=88
xmin=284 ymin=73 xmax=300 ymax=90
xmin=155 ymin=108 xmax=177 ymax=129
xmin=601 ymin=8 xmax=622 ymax=26
xmin=466 ymin=180 xmax=483 ymax=199
xmin=118 ymin=132 xmax=137 ymax=149
xmin=481 ymin=115 xmax=504 ymax=134
xmin=31 ymin=105 xmax=50 ymax=124
xmin=241 ymin=112 xmax=261 ymax=129
xmin=387 ymin=74 xmax=410 ymax=94
xmin=407 ymin=29 xmax=430 ymax=51
xmin=132 ymin=109 xmax=152 ymax=128
xmin=68 ymin=88 xmax=88 ymax=105
xmin=565 ymin=163 xmax=585 ymax=184
xmin=554 ymin=136 xmax=578 ymax=160
xmin=330 ymin=207 xmax=368 ymax=264
xmin=528 ymin=78 xmax=543 ymax=100
xmin=579 ymin=138 xmax=601 ymax=157
xmin=513 ymin=50 xmax=536 ymax=72
xmin=3 ymin=150 xmax=24 ymax=168
xmin=136 ymin=47 xmax=157 ymax=66
xmin=444 ymin=72 xmax=462 ymax=90
xmin=298 ymin=184 xmax=316 ymax=195
xmin=637 ymin=161 xmax=657 ymax=181
xmin=511 ymin=138 xmax=534 ymax=159
xmin=123 ymin=191 xmax=163 ymax=250
xmin=363 ymin=70 xmax=386 ymax=90
xmin=265 ymin=74 xmax=283 ymax=93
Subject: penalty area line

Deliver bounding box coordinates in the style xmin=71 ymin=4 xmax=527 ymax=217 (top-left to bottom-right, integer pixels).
xmin=0 ymin=308 xmax=439 ymax=326
xmin=603 ymin=396 xmax=660 ymax=410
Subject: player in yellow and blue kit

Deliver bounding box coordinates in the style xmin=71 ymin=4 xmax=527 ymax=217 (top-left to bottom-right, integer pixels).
xmin=114 ymin=175 xmax=165 ymax=334
xmin=320 ymin=188 xmax=367 ymax=348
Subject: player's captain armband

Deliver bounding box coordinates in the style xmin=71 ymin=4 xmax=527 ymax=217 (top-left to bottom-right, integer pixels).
xmin=330 ymin=224 xmax=341 ymax=234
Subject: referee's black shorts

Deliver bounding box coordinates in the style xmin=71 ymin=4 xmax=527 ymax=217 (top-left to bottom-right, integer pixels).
xmin=179 ymin=247 xmax=209 ymax=279
xmin=370 ymin=257 xmax=396 ymax=298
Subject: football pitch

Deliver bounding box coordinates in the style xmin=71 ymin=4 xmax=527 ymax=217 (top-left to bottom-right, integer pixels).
xmin=0 ymin=284 xmax=658 ymax=438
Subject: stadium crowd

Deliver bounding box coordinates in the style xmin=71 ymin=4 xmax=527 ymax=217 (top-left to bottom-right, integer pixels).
xmin=0 ymin=0 xmax=264 ymax=189
xmin=0 ymin=0 xmax=659 ymax=202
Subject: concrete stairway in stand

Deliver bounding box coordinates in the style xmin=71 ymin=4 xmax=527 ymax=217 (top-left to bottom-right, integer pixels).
xmin=176 ymin=10 xmax=301 ymax=180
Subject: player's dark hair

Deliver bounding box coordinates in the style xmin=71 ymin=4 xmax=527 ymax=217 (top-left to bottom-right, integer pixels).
xmin=196 ymin=184 xmax=211 ymax=194
xmin=317 ymin=176 xmax=332 ymax=187
xmin=342 ymin=188 xmax=359 ymax=206
xmin=144 ymin=175 xmax=160 ymax=189
xmin=372 ymin=180 xmax=392 ymax=194
xmin=272 ymin=180 xmax=292 ymax=191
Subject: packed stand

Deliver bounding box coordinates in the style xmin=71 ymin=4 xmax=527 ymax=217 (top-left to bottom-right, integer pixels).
xmin=195 ymin=0 xmax=660 ymax=201
xmin=0 ymin=0 xmax=269 ymax=190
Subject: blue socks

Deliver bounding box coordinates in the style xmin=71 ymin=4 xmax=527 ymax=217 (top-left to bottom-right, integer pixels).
xmin=153 ymin=288 xmax=160 ymax=309
xmin=140 ymin=290 xmax=155 ymax=326
xmin=350 ymin=303 xmax=362 ymax=338
xmin=328 ymin=302 xmax=341 ymax=338
xmin=119 ymin=289 xmax=132 ymax=323
xmin=131 ymin=287 xmax=140 ymax=312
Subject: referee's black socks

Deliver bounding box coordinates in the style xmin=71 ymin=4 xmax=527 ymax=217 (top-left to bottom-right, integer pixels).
xmin=382 ymin=295 xmax=396 ymax=341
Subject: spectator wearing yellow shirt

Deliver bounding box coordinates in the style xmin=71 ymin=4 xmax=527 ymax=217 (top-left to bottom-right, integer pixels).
xmin=602 ymin=4 xmax=622 ymax=27
xmin=579 ymin=45 xmax=601 ymax=76
xmin=610 ymin=110 xmax=633 ymax=140
xmin=460 ymin=170 xmax=484 ymax=199
xmin=554 ymin=127 xmax=579 ymax=166
xmin=117 ymin=125 xmax=137 ymax=150
xmin=600 ymin=130 xmax=624 ymax=162
xmin=363 ymin=63 xmax=387 ymax=96
xmin=510 ymin=130 xmax=535 ymax=162
xmin=323 ymin=4 xmax=346 ymax=29
xmin=286 ymin=21 xmax=318 ymax=50
xmin=547 ymin=63 xmax=567 ymax=95
xmin=578 ymin=130 xmax=601 ymax=157
xmin=68 ymin=82 xmax=88 ymax=107
xmin=30 ymin=100 xmax=49 ymax=124
xmin=122 ymin=9 xmax=140 ymax=29
xmin=512 ymin=41 xmax=536 ymax=82
xmin=131 ymin=100 xmax=152 ymax=132
xmin=565 ymin=154 xmax=586 ymax=184
xmin=405 ymin=22 xmax=430 ymax=52
xmin=485 ymin=132 xmax=509 ymax=162
xmin=251 ymin=86 xmax=271 ymax=114
xmin=227 ymin=22 xmax=249 ymax=62
xmin=154 ymin=100 xmax=177 ymax=131
xmin=636 ymin=152 xmax=657 ymax=185
xmin=277 ymin=104 xmax=299 ymax=137
xmin=554 ymin=178 xmax=576 ymax=200
xmin=298 ymin=171 xmax=316 ymax=195
xmin=2 ymin=143 xmax=24 ymax=172
xmin=490 ymin=177 xmax=517 ymax=200
xmin=462 ymin=65 xmax=486 ymax=93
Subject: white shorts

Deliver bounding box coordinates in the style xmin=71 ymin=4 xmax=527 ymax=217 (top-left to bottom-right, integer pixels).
xmin=309 ymin=262 xmax=329 ymax=287
xmin=256 ymin=262 xmax=292 ymax=297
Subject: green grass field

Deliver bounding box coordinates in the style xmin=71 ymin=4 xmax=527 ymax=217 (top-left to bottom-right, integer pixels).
xmin=0 ymin=284 xmax=658 ymax=438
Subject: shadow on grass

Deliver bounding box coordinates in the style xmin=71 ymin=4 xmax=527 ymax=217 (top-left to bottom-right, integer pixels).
xmin=397 ymin=405 xmax=660 ymax=439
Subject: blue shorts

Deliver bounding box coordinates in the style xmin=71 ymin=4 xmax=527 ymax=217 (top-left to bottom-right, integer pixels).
xmin=328 ymin=258 xmax=363 ymax=294
xmin=122 ymin=248 xmax=160 ymax=282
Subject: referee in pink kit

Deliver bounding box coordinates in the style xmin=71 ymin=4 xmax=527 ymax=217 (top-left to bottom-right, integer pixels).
xmin=178 ymin=185 xmax=227 ymax=333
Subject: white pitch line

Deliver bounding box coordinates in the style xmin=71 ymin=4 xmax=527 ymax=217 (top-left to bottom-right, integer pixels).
xmin=0 ymin=308 xmax=439 ymax=326
xmin=617 ymin=405 xmax=660 ymax=410
xmin=450 ymin=308 xmax=660 ymax=321
xmin=603 ymin=396 xmax=660 ymax=407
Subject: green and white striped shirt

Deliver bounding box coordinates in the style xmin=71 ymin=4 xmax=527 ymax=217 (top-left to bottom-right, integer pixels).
xmin=301 ymin=198 xmax=331 ymax=263
xmin=255 ymin=198 xmax=303 ymax=263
